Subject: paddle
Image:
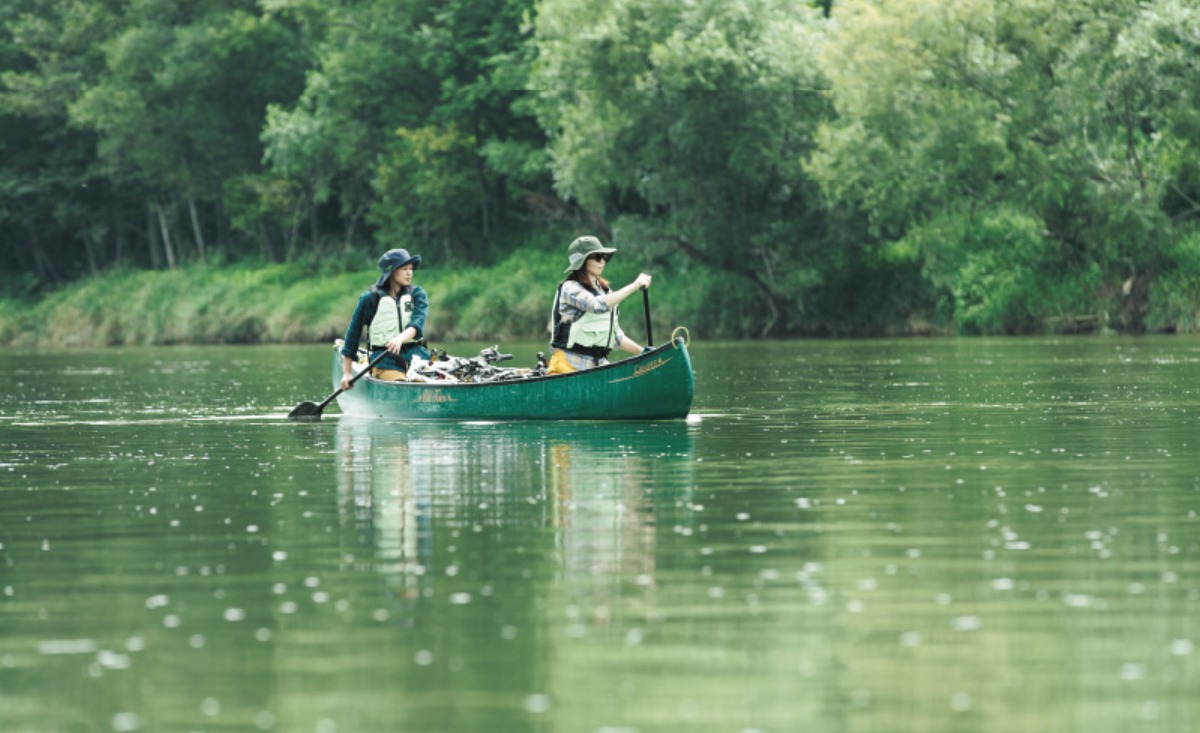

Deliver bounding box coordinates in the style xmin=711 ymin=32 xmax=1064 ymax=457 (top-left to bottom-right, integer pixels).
xmin=288 ymin=350 xmax=389 ymax=421
xmin=642 ymin=285 xmax=653 ymax=348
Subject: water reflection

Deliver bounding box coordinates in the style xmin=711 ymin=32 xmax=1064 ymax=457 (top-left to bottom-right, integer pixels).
xmin=333 ymin=418 xmax=695 ymax=628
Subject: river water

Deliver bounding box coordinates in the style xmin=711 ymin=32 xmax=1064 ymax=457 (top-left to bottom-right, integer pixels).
xmin=1 ymin=337 xmax=1198 ymax=733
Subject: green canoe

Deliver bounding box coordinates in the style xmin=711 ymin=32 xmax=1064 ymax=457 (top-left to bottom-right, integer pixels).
xmin=331 ymin=337 xmax=695 ymax=420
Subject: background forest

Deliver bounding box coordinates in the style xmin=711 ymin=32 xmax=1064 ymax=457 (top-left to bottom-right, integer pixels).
xmin=3 ymin=0 xmax=1200 ymax=346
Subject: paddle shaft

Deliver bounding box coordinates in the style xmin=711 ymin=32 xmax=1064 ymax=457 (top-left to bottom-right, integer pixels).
xmin=642 ymin=286 xmax=653 ymax=348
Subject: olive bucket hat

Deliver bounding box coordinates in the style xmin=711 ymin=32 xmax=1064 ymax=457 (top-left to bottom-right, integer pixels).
xmin=563 ymin=236 xmax=617 ymax=274
xmin=374 ymin=248 xmax=422 ymax=289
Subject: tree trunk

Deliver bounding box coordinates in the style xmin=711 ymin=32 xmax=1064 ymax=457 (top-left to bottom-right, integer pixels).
xmin=286 ymin=201 xmax=301 ymax=262
xmin=29 ymin=227 xmax=60 ymax=282
xmin=215 ymin=198 xmax=229 ymax=250
xmin=188 ymin=196 xmax=207 ymax=263
xmin=156 ymin=204 xmax=177 ymax=269
xmin=147 ymin=206 xmax=163 ymax=269
xmin=83 ymin=234 xmax=99 ymax=275
xmin=113 ymin=208 xmax=126 ymax=264
xmin=259 ymin=223 xmax=276 ymax=262
xmin=478 ymin=166 xmax=490 ymax=240
xmin=344 ymin=204 xmax=365 ymax=253
xmin=308 ymin=189 xmax=319 ymax=251
xmin=495 ymin=176 xmax=507 ymax=228
xmin=33 ymin=246 xmax=58 ymax=282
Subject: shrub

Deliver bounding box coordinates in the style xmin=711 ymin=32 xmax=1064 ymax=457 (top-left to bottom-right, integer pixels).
xmin=1146 ymin=230 xmax=1200 ymax=333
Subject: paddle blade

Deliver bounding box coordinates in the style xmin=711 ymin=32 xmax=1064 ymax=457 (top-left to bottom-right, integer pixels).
xmin=287 ymin=401 xmax=324 ymax=421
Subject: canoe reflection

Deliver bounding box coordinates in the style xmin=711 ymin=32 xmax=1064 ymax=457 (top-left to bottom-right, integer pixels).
xmin=334 ymin=418 xmax=695 ymax=623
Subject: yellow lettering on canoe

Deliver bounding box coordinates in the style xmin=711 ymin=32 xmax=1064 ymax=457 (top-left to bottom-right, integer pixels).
xmin=609 ymin=356 xmax=669 ymax=383
xmin=414 ymin=389 xmax=456 ymax=404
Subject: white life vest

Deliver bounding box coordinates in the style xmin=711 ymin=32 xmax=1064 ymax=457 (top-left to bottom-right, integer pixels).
xmin=368 ymin=292 xmax=413 ymax=347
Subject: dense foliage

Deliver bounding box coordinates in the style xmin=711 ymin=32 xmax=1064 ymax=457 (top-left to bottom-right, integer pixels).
xmin=3 ymin=0 xmax=1200 ymax=341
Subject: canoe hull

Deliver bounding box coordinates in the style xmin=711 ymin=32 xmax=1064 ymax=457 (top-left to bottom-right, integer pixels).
xmin=332 ymin=338 xmax=695 ymax=420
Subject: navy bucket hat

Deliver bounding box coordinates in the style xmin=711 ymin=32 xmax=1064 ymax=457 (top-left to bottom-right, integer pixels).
xmin=374 ymin=248 xmax=422 ymax=289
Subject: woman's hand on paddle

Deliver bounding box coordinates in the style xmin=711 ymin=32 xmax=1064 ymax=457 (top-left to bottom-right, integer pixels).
xmin=385 ymin=334 xmax=408 ymax=355
xmin=386 ymin=327 xmax=417 ymax=355
xmin=341 ymin=356 xmax=357 ymax=391
xmin=634 ymin=273 xmax=652 ymax=290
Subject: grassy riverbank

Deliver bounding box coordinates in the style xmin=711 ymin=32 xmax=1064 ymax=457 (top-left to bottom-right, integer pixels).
xmin=0 ymin=246 xmax=700 ymax=348
xmin=9 ymin=241 xmax=1200 ymax=348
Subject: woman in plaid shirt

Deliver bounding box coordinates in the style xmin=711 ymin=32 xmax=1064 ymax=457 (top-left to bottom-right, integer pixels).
xmin=547 ymin=236 xmax=652 ymax=375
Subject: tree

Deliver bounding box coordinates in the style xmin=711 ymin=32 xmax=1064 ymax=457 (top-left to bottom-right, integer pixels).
xmin=1 ymin=0 xmax=306 ymax=281
xmin=71 ymin=0 xmax=307 ymax=267
xmin=531 ymin=0 xmax=833 ymax=336
xmin=809 ymin=0 xmax=1200 ymax=332
xmin=0 ymin=0 xmax=125 ymax=283
xmin=263 ymin=0 xmax=547 ymax=263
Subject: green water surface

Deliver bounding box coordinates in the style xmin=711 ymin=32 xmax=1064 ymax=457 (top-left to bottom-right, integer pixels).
xmin=1 ymin=338 xmax=1198 ymax=733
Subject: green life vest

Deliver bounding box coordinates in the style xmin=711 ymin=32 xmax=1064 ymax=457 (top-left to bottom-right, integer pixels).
xmin=369 ymin=292 xmax=413 ymax=347
xmin=567 ymin=309 xmax=617 ymax=350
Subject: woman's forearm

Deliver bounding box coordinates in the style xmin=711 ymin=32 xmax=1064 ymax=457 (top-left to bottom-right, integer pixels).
xmin=603 ymin=274 xmax=651 ymax=307
xmin=603 ymin=282 xmax=639 ymax=307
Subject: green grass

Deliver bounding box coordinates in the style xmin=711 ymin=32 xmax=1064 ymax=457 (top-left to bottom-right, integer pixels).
xmin=0 ymin=247 xmax=685 ymax=347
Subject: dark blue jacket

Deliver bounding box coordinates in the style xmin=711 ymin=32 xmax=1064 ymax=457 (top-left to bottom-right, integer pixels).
xmin=340 ymin=285 xmax=430 ymax=371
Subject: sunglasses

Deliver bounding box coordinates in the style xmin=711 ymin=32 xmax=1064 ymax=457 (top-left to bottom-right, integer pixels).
xmin=588 ymin=253 xmax=612 ymax=263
